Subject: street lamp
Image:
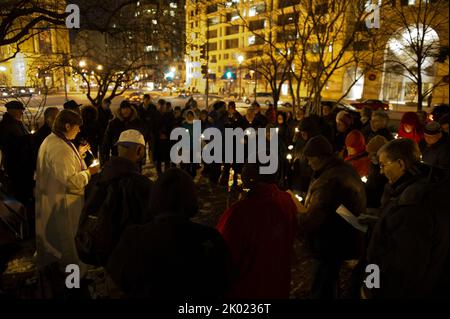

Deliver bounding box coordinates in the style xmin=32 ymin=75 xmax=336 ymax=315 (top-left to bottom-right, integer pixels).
xmin=97 ymin=65 xmax=103 ymax=71
xmin=237 ymin=55 xmax=244 ymax=99
xmin=79 ymin=60 xmax=86 ymax=68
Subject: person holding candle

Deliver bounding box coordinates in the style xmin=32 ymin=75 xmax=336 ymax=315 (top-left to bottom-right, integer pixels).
xmin=35 ymin=109 xmax=100 ymax=298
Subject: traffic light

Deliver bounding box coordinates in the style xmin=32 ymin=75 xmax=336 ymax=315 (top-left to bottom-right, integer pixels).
xmin=201 ymin=64 xmax=208 ymax=76
xmin=200 ymin=45 xmax=207 ymax=60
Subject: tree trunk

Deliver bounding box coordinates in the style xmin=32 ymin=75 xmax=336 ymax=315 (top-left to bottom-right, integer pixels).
xmin=417 ymin=70 xmax=423 ymax=112
xmin=288 ymin=75 xmax=296 ymax=115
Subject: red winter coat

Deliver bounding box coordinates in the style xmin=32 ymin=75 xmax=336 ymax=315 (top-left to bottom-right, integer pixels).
xmin=217 ymin=183 xmax=297 ymax=299
xmin=345 ymin=152 xmax=371 ymax=177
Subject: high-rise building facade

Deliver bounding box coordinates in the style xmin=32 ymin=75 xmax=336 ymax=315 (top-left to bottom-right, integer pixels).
xmin=185 ymin=0 xmax=448 ymax=106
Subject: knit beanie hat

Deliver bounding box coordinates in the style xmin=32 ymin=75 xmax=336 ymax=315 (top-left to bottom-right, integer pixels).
xmin=423 ymin=121 xmax=441 ymax=135
xmin=298 ymin=117 xmax=320 ymax=135
xmin=366 ymin=135 xmax=388 ymax=155
xmin=303 ymin=135 xmax=333 ymax=157
xmin=345 ymin=129 xmax=366 ymax=153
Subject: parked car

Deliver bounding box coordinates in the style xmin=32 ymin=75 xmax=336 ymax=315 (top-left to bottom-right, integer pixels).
xmin=0 ymin=86 xmax=34 ymax=98
xmin=123 ymin=91 xmax=145 ymax=104
xmin=242 ymin=92 xmax=292 ymax=107
xmin=165 ymin=93 xmax=222 ymax=109
xmin=350 ymin=99 xmax=389 ymax=111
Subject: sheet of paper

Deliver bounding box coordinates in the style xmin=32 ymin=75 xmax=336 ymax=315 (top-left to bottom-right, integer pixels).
xmin=336 ymin=204 xmax=368 ymax=233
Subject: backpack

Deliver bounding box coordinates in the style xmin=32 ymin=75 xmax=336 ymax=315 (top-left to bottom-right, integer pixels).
xmin=75 ymin=176 xmax=123 ymax=266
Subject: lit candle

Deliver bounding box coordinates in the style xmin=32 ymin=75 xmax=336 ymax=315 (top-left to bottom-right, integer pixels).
xmin=295 ymin=127 xmax=299 ymax=133
xmin=288 ymin=145 xmax=294 ymax=150
xmin=361 ymin=176 xmax=368 ymax=183
xmin=90 ymin=159 xmax=99 ymax=167
xmin=295 ymin=194 xmax=303 ymax=202
xmin=286 ymin=153 xmax=292 ymax=160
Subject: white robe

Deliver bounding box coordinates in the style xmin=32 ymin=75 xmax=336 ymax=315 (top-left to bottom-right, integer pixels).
xmin=35 ymin=133 xmax=90 ymax=274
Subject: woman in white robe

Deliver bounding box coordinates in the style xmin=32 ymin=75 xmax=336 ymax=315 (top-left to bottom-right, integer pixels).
xmin=35 ymin=110 xmax=99 ymax=279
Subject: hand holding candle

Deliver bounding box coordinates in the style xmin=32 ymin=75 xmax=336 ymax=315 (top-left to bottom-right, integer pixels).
xmin=287 ymin=190 xmax=307 ymax=214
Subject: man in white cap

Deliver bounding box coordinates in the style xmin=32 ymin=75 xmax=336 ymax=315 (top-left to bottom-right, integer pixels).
xmin=76 ymin=129 xmax=153 ymax=267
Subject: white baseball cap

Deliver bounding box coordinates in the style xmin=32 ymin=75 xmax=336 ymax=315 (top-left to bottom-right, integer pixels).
xmin=116 ymin=129 xmax=145 ymax=147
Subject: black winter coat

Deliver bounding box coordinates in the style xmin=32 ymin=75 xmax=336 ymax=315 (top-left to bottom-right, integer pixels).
xmin=137 ymin=102 xmax=157 ymax=141
xmin=32 ymin=123 xmax=52 ymax=170
xmin=153 ymin=111 xmax=175 ymax=162
xmin=106 ymin=215 xmax=231 ymax=299
xmin=100 ymin=108 xmax=144 ymax=165
xmin=298 ymin=156 xmax=366 ymax=260
xmin=366 ymin=164 xmax=449 ymax=298
xmin=0 ymin=113 xmax=34 ymax=198
xmin=97 ymin=106 xmax=113 ymax=136
xmin=79 ymin=156 xmax=153 ymax=265
xmin=419 ymin=135 xmax=449 ymax=171
xmin=365 ymin=162 xmax=388 ymax=209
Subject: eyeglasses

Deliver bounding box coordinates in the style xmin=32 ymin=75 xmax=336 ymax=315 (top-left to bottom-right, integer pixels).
xmin=379 ymin=161 xmax=396 ymax=170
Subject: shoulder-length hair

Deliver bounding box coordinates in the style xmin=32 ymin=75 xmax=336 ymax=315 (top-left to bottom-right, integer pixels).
xmin=53 ymin=109 xmax=83 ymax=134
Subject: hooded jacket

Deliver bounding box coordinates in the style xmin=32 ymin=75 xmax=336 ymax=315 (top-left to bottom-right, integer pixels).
xmin=398 ymin=112 xmax=423 ymax=143
xmin=345 ymin=130 xmax=371 ymax=177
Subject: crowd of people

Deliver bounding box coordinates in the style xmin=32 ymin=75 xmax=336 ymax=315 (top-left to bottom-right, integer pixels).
xmin=0 ymin=94 xmax=448 ymax=299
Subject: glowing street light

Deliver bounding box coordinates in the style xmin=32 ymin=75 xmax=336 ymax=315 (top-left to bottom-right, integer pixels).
xmin=79 ymin=60 xmax=86 ymax=68
xmin=97 ymin=65 xmax=103 ymax=71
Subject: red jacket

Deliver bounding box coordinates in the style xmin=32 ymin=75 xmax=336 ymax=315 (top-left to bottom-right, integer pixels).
xmin=217 ymin=183 xmax=297 ymax=299
xmin=345 ymin=152 xmax=371 ymax=177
